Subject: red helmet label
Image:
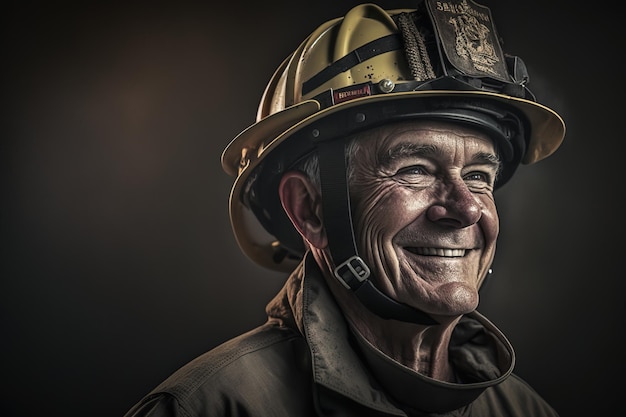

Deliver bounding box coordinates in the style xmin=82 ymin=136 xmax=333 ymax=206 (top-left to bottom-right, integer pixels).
xmin=333 ymin=83 xmax=372 ymax=105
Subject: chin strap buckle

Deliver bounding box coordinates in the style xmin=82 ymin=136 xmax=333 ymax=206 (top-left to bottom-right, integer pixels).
xmin=334 ymin=256 xmax=371 ymax=290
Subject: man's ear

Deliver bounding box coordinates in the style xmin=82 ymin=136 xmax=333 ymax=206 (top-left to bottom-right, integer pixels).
xmin=278 ymin=171 xmax=327 ymax=249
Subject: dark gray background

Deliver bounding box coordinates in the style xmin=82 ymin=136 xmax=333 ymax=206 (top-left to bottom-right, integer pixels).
xmin=1 ymin=1 xmax=622 ymax=416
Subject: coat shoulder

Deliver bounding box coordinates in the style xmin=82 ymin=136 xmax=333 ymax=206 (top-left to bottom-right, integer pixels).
xmin=125 ymin=324 xmax=313 ymax=417
xmin=471 ymin=373 xmax=559 ymax=417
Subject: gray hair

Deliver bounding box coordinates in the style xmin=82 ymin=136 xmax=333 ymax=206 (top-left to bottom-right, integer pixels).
xmin=294 ymin=138 xmax=361 ymax=193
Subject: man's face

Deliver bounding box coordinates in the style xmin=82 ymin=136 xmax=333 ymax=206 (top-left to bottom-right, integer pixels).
xmin=348 ymin=120 xmax=500 ymax=316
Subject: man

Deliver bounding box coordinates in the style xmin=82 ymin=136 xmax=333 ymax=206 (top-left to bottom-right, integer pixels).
xmin=124 ymin=1 xmax=565 ymax=415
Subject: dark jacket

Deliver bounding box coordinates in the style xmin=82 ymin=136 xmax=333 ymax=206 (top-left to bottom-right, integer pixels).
xmin=123 ymin=255 xmax=559 ymax=416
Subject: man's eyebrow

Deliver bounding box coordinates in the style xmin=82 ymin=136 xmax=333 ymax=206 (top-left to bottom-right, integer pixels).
xmin=471 ymin=151 xmax=501 ymax=167
xmin=379 ymin=142 xmax=439 ymax=167
xmin=379 ymin=143 xmax=501 ymax=168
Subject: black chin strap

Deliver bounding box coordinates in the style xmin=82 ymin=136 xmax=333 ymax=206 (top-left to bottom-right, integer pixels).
xmin=317 ymin=139 xmax=438 ymax=325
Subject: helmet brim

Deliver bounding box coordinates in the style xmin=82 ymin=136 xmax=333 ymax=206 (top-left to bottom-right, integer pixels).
xmin=223 ymin=89 xmax=565 ymax=271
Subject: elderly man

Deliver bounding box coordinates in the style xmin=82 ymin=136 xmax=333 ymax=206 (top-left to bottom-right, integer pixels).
xmin=124 ymin=1 xmax=565 ymax=416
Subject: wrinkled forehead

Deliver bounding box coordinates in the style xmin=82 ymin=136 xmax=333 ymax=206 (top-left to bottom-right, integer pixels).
xmin=351 ymin=119 xmax=498 ymax=161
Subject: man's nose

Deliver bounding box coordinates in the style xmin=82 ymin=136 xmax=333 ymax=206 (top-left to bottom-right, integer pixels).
xmin=426 ymin=179 xmax=482 ymax=228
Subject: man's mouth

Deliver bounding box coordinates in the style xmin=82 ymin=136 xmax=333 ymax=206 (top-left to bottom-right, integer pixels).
xmin=406 ymin=247 xmax=466 ymax=257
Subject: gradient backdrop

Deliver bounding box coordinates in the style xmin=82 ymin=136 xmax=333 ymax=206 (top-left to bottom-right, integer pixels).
xmin=2 ymin=1 xmax=622 ymax=416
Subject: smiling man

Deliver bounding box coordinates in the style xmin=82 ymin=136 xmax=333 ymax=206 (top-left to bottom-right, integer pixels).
xmin=124 ymin=1 xmax=565 ymax=416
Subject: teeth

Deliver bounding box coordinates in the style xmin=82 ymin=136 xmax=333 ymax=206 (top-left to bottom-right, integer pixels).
xmin=411 ymin=248 xmax=466 ymax=257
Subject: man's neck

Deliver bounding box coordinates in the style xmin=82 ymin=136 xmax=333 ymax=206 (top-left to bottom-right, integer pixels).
xmin=347 ymin=311 xmax=461 ymax=381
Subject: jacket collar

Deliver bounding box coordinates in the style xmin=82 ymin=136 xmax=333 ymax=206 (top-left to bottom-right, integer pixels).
xmin=269 ymin=253 xmax=515 ymax=414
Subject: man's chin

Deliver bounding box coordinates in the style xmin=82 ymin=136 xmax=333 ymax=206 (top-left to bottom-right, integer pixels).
xmin=420 ymin=283 xmax=480 ymax=317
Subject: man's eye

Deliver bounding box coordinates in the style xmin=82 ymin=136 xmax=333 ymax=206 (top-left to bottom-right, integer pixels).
xmin=396 ymin=165 xmax=427 ymax=176
xmin=464 ymin=172 xmax=491 ymax=183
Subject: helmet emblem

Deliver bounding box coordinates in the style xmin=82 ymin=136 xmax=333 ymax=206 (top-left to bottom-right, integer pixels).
xmin=427 ymin=0 xmax=509 ymax=81
xmin=449 ymin=9 xmax=499 ymax=74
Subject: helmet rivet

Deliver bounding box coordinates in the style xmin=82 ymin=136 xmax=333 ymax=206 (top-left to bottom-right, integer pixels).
xmin=378 ymin=79 xmax=395 ymax=93
xmin=311 ymin=129 xmax=320 ymax=137
xmin=355 ymin=113 xmax=366 ymax=123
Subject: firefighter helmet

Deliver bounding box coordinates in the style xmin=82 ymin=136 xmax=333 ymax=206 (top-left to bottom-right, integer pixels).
xmin=221 ymin=0 xmax=565 ymax=272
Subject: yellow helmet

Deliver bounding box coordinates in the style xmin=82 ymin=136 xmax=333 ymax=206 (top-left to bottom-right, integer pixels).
xmin=221 ymin=0 xmax=566 ymax=272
